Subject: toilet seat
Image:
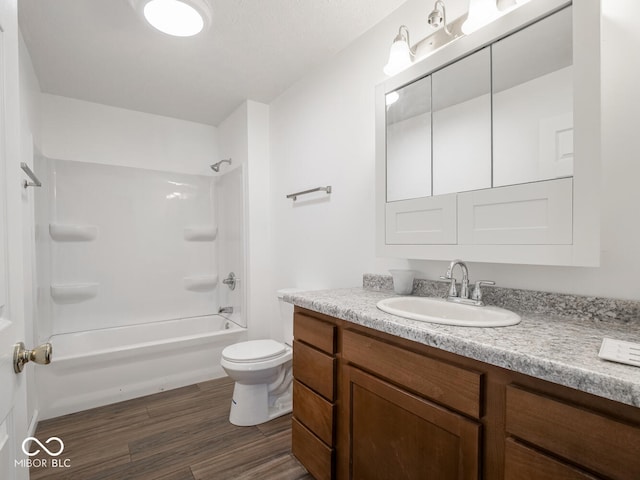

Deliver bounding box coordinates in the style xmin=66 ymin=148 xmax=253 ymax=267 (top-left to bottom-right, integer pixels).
xmin=222 ymin=339 xmax=287 ymax=363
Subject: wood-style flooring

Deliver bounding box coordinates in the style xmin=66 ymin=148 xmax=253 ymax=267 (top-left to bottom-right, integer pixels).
xmin=30 ymin=376 xmax=312 ymax=480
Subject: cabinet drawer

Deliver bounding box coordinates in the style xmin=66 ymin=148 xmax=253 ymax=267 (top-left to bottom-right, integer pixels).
xmin=506 ymin=385 xmax=640 ymax=480
xmin=293 ymin=340 xmax=335 ymax=401
xmin=342 ymin=330 xmax=482 ymax=418
xmin=292 ymin=417 xmax=334 ymax=480
xmin=294 ymin=313 xmax=336 ymax=354
xmin=504 ymin=438 xmax=598 ymax=480
xmin=293 ymin=380 xmax=335 ymax=446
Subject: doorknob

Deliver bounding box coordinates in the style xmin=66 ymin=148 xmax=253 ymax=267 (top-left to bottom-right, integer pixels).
xmin=13 ymin=342 xmax=52 ymax=373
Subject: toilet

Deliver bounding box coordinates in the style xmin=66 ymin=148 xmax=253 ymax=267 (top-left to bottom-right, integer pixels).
xmin=220 ymin=288 xmax=298 ymax=426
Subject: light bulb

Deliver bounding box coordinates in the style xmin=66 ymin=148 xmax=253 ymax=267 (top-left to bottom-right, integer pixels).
xmin=462 ymin=0 xmax=499 ymax=35
xmin=383 ymin=39 xmax=413 ymax=76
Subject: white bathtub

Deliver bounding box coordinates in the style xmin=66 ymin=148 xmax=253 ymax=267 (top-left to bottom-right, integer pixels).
xmin=36 ymin=315 xmax=247 ymax=420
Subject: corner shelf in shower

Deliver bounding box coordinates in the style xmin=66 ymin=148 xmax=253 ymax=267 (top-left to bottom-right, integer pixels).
xmin=183 ymin=225 xmax=217 ymax=241
xmin=50 ymin=283 xmax=99 ymax=304
xmin=184 ymin=275 xmax=219 ymax=292
xmin=49 ymin=223 xmax=98 ymax=242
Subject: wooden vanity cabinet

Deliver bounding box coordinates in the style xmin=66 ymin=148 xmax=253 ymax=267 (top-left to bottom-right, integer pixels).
xmin=292 ymin=311 xmax=338 ymax=480
xmin=344 ymin=363 xmax=480 ymax=480
xmin=291 ymin=307 xmax=640 ymax=480
xmin=504 ymin=385 xmax=640 ymax=480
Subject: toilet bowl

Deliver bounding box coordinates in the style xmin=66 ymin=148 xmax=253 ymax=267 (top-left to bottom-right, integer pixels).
xmin=220 ymin=288 xmax=299 ymax=426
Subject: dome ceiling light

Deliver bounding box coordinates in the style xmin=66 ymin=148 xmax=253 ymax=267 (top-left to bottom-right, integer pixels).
xmin=129 ymin=0 xmax=212 ymax=37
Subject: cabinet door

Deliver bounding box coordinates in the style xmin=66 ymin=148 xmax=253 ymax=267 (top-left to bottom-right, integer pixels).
xmin=345 ymin=367 xmax=480 ymax=480
xmin=457 ymin=178 xmax=573 ymax=245
xmin=385 ymin=194 xmax=457 ymax=245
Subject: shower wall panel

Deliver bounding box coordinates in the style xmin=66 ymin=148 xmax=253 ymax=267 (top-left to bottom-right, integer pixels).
xmin=37 ymin=158 xmax=219 ymax=334
xmin=215 ymin=166 xmax=246 ymax=327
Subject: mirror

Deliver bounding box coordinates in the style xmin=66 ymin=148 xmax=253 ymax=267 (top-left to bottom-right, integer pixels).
xmin=492 ymin=7 xmax=573 ymax=187
xmin=385 ymin=75 xmax=432 ymax=202
xmin=432 ymin=47 xmax=492 ymax=195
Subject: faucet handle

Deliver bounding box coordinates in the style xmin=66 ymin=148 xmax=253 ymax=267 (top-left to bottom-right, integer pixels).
xmin=471 ymin=280 xmax=495 ymax=303
xmin=440 ymin=275 xmax=457 ymax=298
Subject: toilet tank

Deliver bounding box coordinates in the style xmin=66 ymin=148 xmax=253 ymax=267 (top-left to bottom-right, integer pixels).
xmin=277 ymin=288 xmax=301 ymax=346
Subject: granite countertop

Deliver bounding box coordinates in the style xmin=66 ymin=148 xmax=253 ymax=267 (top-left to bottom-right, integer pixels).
xmin=285 ymin=285 xmax=640 ymax=408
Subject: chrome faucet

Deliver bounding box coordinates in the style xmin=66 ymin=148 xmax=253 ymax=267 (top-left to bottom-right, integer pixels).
xmin=222 ymin=272 xmax=236 ymax=290
xmin=441 ymin=259 xmax=495 ymax=306
xmin=218 ymin=306 xmax=233 ymax=314
xmin=445 ymin=259 xmax=470 ymax=299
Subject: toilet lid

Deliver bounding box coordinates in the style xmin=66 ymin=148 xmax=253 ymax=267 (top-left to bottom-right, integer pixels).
xmin=222 ymin=339 xmax=287 ymax=363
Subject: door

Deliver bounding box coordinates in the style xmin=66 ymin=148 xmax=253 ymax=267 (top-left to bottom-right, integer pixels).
xmin=0 ymin=0 xmax=29 ymax=478
xmin=346 ymin=366 xmax=480 ymax=480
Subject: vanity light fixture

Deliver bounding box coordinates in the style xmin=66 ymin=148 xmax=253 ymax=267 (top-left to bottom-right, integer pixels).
xmin=427 ymin=0 xmax=453 ymax=36
xmin=383 ymin=0 xmax=455 ymax=76
xmin=383 ymin=26 xmax=415 ymax=76
xmin=129 ymin=0 xmax=212 ymax=37
xmin=461 ymin=0 xmax=500 ymax=34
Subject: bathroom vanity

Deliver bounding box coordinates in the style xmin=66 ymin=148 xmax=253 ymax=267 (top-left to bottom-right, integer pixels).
xmin=288 ymin=287 xmax=640 ymax=480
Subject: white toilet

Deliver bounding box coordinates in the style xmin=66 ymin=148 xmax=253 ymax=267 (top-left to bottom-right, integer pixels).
xmin=220 ymin=288 xmax=297 ymax=426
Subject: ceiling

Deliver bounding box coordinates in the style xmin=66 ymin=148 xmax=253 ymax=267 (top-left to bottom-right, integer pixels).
xmin=19 ymin=0 xmax=408 ymax=126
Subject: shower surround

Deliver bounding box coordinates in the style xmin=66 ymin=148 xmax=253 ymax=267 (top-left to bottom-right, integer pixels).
xmin=34 ymin=157 xmax=247 ymax=419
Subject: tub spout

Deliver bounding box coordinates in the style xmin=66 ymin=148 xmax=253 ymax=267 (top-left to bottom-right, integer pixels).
xmin=218 ymin=306 xmax=233 ymax=314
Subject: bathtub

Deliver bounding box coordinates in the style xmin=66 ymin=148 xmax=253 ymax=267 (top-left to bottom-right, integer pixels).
xmin=36 ymin=315 xmax=247 ymax=420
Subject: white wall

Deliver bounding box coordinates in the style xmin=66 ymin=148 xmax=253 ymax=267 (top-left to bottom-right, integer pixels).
xmin=40 ymin=94 xmax=219 ymax=175
xmin=269 ymin=0 xmax=404 ymax=295
xmin=218 ymin=101 xmax=275 ymax=340
xmin=246 ymin=102 xmax=276 ymax=340
xmin=269 ymin=0 xmax=640 ymax=301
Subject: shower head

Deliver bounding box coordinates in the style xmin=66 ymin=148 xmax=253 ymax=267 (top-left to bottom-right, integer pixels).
xmin=210 ymin=158 xmax=232 ymax=172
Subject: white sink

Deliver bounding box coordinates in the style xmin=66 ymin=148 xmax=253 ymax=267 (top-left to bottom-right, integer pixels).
xmin=377 ymin=296 xmax=521 ymax=327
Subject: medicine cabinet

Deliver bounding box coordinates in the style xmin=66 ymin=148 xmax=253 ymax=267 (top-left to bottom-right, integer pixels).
xmin=376 ymin=0 xmax=600 ymax=266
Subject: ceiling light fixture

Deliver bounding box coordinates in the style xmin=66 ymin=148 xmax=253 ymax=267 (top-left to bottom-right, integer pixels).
xmin=129 ymin=0 xmax=212 ymax=37
xmin=461 ymin=0 xmax=500 ymax=35
xmin=383 ymin=1 xmax=455 ymax=76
